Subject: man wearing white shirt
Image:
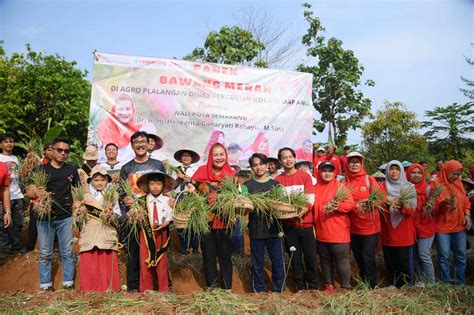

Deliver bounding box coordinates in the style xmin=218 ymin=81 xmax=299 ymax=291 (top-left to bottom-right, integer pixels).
xmin=0 ymin=134 xmax=25 ymax=251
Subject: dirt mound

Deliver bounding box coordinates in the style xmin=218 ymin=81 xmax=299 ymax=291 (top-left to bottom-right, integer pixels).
xmin=1 ymin=229 xmax=473 ymax=293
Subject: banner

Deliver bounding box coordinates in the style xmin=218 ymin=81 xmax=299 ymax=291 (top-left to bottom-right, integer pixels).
xmin=87 ymin=52 xmax=313 ymax=168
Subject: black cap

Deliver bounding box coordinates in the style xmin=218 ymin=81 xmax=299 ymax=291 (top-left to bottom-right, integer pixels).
xmin=318 ymin=161 xmax=335 ymax=170
xmin=343 ymin=145 xmax=351 ymax=150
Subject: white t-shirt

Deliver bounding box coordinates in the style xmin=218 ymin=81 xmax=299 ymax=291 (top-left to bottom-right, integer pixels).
xmin=0 ymin=154 xmax=24 ymax=200
xmin=100 ymin=161 xmax=123 ymax=175
xmin=147 ymin=193 xmax=172 ymax=225
xmin=173 ymin=164 xmax=198 ymax=193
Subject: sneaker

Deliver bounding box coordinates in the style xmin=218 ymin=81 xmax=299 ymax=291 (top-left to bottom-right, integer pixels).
xmin=415 ymin=282 xmax=426 ymax=288
xmin=387 ymin=285 xmax=398 ymax=290
xmin=39 ymin=287 xmax=53 ymax=293
xmin=324 ymin=284 xmax=335 ymax=293
xmin=63 ymin=284 xmax=74 ymax=290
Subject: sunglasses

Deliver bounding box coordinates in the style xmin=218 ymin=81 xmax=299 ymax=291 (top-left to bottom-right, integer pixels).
xmin=53 ymin=147 xmax=70 ymax=154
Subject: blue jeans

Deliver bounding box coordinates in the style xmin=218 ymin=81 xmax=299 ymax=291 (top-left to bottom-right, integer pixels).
xmin=436 ymin=231 xmax=467 ymax=285
xmin=415 ymin=235 xmax=435 ymax=283
xmin=37 ymin=217 xmax=76 ymax=289
xmin=177 ymin=229 xmax=199 ymax=254
xmin=230 ymin=219 xmax=244 ymax=254
xmin=250 ymin=237 xmax=285 ymax=293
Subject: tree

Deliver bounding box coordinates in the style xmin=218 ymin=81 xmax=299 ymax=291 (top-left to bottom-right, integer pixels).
xmin=297 ymin=3 xmax=374 ymax=146
xmin=234 ymin=6 xmax=301 ymax=69
xmin=423 ymin=102 xmax=474 ymax=160
xmin=361 ymin=101 xmax=428 ymax=172
xmin=183 ymin=26 xmax=267 ymax=67
xmin=0 ymin=43 xmax=91 ymax=147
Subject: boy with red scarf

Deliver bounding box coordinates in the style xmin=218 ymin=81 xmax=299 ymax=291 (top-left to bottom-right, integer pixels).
xmin=275 ymin=147 xmax=318 ymax=291
xmin=190 ymin=143 xmax=236 ymax=290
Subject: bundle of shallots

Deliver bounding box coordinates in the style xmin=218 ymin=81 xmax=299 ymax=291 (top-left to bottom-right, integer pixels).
xmin=30 ymin=170 xmax=52 ymax=220
xmin=422 ymin=184 xmax=445 ymax=217
xmin=324 ymin=185 xmax=351 ymax=215
xmin=357 ymin=188 xmax=387 ymax=215
xmin=100 ymin=185 xmax=119 ymax=228
xmin=125 ymin=198 xmax=147 ymax=241
xmin=72 ymin=185 xmax=88 ymax=230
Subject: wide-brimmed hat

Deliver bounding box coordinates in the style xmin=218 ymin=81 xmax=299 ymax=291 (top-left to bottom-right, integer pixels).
xmin=87 ymin=165 xmax=112 ymax=183
xmin=267 ymin=157 xmax=281 ymax=169
xmin=461 ymin=178 xmax=474 ymax=187
xmin=347 ymin=151 xmax=364 ymax=160
xmin=401 ymin=161 xmax=412 ymax=168
xmin=146 ymin=133 xmax=164 ymax=150
xmin=174 ymin=149 xmax=200 ymax=164
xmin=136 ymin=171 xmax=175 ymax=194
xmin=295 ymin=159 xmax=314 ymax=169
xmin=316 ymin=147 xmax=325 ymax=153
xmin=83 ymin=145 xmax=99 ymax=161
xmin=318 ymin=161 xmax=335 ymax=170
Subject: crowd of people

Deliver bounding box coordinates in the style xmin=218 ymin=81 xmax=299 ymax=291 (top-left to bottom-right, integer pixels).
xmin=0 ymin=131 xmax=473 ymax=294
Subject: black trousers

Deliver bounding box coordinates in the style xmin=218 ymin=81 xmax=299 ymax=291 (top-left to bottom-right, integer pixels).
xmin=26 ymin=203 xmax=38 ymax=251
xmin=201 ymin=229 xmax=232 ymax=289
xmin=317 ymin=241 xmax=351 ymax=289
xmin=284 ymin=227 xmax=319 ymax=291
xmin=382 ymin=245 xmax=414 ymax=288
xmin=126 ymin=230 xmax=140 ymax=291
xmin=350 ymin=233 xmax=379 ymax=288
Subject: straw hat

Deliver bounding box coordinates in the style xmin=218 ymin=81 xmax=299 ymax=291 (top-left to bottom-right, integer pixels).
xmin=173 ymin=149 xmax=200 ymax=164
xmin=87 ymin=165 xmax=112 ymax=183
xmin=136 ymin=171 xmax=175 ymax=194
xmin=147 ymin=134 xmax=164 ymax=150
xmin=83 ymin=145 xmax=99 ymax=161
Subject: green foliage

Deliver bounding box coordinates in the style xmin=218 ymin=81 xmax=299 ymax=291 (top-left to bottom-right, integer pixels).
xmin=361 ymin=101 xmax=429 ymax=172
xmin=183 ymin=26 xmax=267 ymax=67
xmin=297 ymin=3 xmax=374 ymax=146
xmin=423 ymin=102 xmax=474 ymax=161
xmin=0 ymin=42 xmax=91 ymax=147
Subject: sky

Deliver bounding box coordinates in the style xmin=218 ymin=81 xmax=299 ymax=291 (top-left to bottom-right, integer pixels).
xmin=1 ymin=0 xmax=472 ymax=145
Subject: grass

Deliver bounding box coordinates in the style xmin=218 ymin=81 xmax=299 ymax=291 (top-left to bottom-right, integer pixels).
xmin=1 ymin=282 xmax=473 ymax=314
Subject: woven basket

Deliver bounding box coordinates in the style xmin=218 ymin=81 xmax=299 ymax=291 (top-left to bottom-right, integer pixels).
xmin=234 ymin=196 xmax=254 ymax=215
xmin=172 ymin=212 xmax=189 ymax=229
xmin=271 ymin=201 xmax=306 ymax=219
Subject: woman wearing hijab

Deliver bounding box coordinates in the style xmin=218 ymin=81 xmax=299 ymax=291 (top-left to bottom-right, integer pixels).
xmin=434 ymin=160 xmax=472 ymax=285
xmin=406 ymin=163 xmax=436 ymax=286
xmin=314 ymin=161 xmax=354 ymax=292
xmin=191 ymin=143 xmax=236 ymax=290
xmin=380 ymin=160 xmax=417 ymax=288
xmin=203 ymin=131 xmax=225 ymax=163
xmin=343 ymin=152 xmax=381 ymax=289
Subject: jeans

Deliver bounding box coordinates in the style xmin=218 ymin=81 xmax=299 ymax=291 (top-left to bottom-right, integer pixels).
xmin=0 ymin=199 xmax=24 ymax=251
xmin=177 ymin=229 xmax=199 ymax=254
xmin=436 ymin=231 xmax=467 ymax=285
xmin=250 ymin=237 xmax=285 ymax=292
xmin=415 ymin=235 xmax=435 ymax=284
xmin=230 ymin=219 xmax=244 ymax=254
xmin=37 ymin=217 xmax=76 ymax=289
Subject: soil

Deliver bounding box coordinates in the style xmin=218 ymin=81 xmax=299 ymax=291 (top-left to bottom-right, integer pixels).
xmin=0 ymin=226 xmax=472 ymax=294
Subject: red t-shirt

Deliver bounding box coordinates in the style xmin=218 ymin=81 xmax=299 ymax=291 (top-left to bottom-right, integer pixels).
xmin=380 ymin=183 xmax=416 ymax=247
xmin=0 ymin=162 xmax=11 ymax=202
xmin=344 ymin=175 xmax=382 ymax=235
xmin=275 ymin=170 xmax=315 ymax=228
xmin=414 ymin=185 xmax=437 ymax=239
